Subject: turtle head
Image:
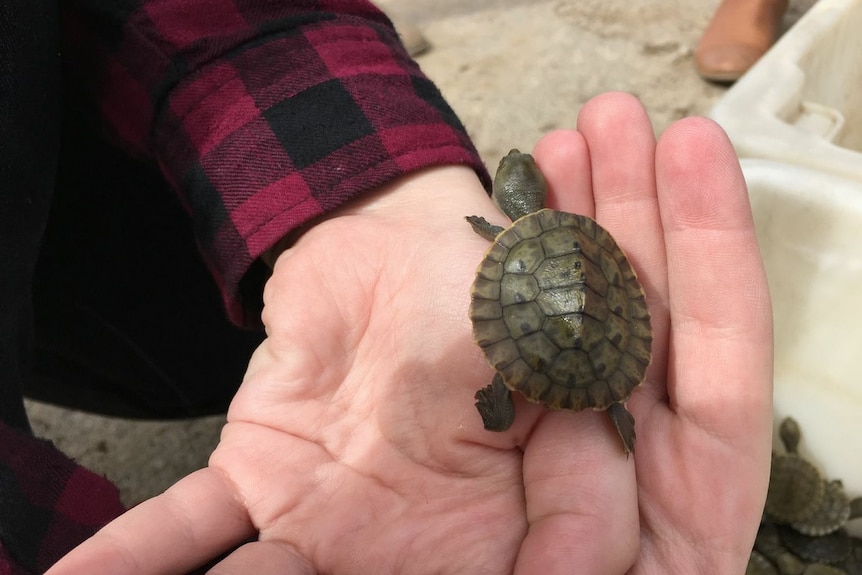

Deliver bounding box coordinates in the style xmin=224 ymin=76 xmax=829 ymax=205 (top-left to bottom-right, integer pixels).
xmin=492 ymin=149 xmax=548 ymax=221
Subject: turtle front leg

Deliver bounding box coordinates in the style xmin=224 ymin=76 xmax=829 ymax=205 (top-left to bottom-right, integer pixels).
xmin=475 ymin=373 xmax=515 ymax=431
xmin=607 ymin=402 xmax=636 ymax=457
xmin=465 ymin=216 xmax=504 ymax=241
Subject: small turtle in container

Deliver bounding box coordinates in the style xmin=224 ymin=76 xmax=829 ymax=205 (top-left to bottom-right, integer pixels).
xmin=750 ymin=417 xmax=862 ymax=575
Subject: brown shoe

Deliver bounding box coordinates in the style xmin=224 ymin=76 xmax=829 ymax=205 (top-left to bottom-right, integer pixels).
xmin=695 ymin=0 xmax=789 ymax=82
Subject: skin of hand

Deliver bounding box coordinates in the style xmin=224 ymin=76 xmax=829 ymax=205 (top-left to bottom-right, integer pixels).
xmin=46 ymin=92 xmax=773 ymax=575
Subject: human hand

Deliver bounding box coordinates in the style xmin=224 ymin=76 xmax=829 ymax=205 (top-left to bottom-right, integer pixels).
xmin=47 ymin=92 xmax=772 ymax=574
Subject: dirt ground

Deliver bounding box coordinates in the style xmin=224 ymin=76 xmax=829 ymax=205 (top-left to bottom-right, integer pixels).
xmin=26 ymin=0 xmax=815 ymax=506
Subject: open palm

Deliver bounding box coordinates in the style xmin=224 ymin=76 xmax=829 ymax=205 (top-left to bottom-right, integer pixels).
xmin=48 ymin=93 xmax=772 ymax=575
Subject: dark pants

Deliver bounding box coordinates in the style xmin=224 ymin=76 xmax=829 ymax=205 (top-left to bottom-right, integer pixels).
xmin=0 ymin=3 xmax=263 ymax=430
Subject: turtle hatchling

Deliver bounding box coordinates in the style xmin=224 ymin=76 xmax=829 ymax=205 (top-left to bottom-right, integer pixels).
xmin=766 ymin=418 xmax=826 ymax=524
xmin=466 ymin=149 xmax=652 ymax=455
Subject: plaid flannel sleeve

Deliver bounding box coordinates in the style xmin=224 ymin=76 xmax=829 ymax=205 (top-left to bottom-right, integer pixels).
xmin=61 ymin=0 xmax=491 ymax=326
xmin=0 ymin=423 xmax=126 ymax=573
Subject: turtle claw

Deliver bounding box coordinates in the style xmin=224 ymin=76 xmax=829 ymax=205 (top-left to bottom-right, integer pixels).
xmin=466 ymin=215 xmax=505 ymax=241
xmin=475 ymin=374 xmax=515 ymax=432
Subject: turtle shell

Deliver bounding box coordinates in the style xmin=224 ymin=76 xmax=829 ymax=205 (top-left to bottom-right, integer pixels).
xmin=779 ymin=526 xmax=852 ymax=565
xmin=792 ymin=480 xmax=851 ymax=536
xmin=755 ymin=521 xmax=807 ymax=574
xmin=746 ymin=551 xmax=779 ymax=575
xmin=469 ymin=209 xmax=652 ymax=411
xmin=766 ymin=453 xmax=825 ymax=524
xmin=755 ymin=521 xmax=789 ymax=558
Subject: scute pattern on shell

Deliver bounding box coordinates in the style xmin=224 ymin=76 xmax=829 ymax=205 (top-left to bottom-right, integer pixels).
xmin=470 ymin=208 xmax=652 ymax=412
xmin=793 ymin=481 xmax=852 ymax=536
xmin=766 ymin=455 xmax=826 ymax=524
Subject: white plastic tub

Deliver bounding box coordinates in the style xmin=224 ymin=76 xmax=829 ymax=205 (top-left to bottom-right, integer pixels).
xmin=742 ymin=159 xmax=862 ymax=500
xmin=712 ymin=0 xmax=862 ymax=182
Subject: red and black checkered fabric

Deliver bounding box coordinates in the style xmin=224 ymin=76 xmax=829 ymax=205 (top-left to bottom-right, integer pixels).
xmin=61 ymin=0 xmax=491 ymax=325
xmin=1 ymin=1 xmax=490 ymax=572
xmin=0 ymin=423 xmax=126 ymax=573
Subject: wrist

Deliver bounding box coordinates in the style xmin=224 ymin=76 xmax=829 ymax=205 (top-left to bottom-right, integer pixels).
xmin=267 ymin=165 xmax=496 ymax=269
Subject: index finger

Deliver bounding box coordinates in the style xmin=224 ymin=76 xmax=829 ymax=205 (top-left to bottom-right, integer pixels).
xmin=46 ymin=468 xmax=253 ymax=574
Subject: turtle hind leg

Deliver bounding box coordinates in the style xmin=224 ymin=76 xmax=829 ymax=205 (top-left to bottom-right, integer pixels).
xmin=607 ymin=402 xmax=636 ymax=457
xmin=465 ymin=216 xmax=504 ymax=241
xmin=475 ymin=373 xmax=515 ymax=431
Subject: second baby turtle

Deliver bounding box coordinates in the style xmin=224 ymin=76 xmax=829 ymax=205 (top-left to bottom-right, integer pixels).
xmin=466 ymin=150 xmax=653 ymax=455
xmin=767 ymin=418 xmax=826 ymax=523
